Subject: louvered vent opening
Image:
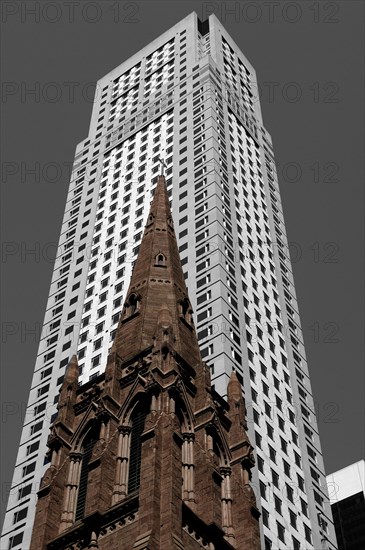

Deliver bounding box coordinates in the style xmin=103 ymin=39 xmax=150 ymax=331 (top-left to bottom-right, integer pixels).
xmin=75 ymin=428 xmax=98 ymax=521
xmin=128 ymin=404 xmax=149 ymax=494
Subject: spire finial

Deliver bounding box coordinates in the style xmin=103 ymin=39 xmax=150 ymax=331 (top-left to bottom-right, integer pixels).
xmin=158 ymin=157 xmax=167 ymax=175
xmin=227 ymin=369 xmax=242 ymax=401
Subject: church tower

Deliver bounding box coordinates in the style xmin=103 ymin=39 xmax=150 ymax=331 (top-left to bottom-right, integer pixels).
xmin=29 ymin=175 xmax=261 ymax=550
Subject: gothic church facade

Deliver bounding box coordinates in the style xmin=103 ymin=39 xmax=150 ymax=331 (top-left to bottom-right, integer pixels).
xmin=29 ymin=176 xmax=261 ymax=550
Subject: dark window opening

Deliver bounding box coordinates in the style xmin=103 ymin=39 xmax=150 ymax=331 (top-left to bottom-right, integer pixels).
xmin=179 ymin=297 xmax=192 ymax=324
xmin=124 ymin=293 xmax=140 ymax=318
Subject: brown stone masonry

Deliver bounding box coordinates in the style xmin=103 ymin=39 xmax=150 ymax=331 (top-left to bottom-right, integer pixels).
xmin=30 ymin=175 xmax=261 ymax=550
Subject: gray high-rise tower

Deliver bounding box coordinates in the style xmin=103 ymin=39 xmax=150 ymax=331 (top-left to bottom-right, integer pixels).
xmin=2 ymin=12 xmax=337 ymax=550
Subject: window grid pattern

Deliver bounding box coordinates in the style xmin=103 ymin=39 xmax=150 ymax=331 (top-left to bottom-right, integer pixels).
xmin=222 ymin=36 xmax=255 ymax=119
xmin=193 ymin=85 xmax=245 ymax=382
xmin=145 ymin=39 xmax=175 ymax=76
xmin=228 ymin=110 xmax=314 ymax=548
xmin=109 ymin=86 xmax=139 ymax=123
xmin=111 ymin=62 xmax=141 ymax=100
xmin=77 ymin=112 xmax=174 ymax=381
xmin=144 ymin=60 xmax=174 ymax=96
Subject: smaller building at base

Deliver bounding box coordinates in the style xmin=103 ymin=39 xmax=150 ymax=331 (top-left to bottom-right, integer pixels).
xmin=327 ymin=460 xmax=365 ymax=550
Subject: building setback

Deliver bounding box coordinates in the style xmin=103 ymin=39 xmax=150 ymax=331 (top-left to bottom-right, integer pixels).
xmin=2 ymin=12 xmax=337 ymax=550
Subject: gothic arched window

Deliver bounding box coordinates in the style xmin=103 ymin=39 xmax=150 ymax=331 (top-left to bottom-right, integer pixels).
xmin=75 ymin=427 xmax=98 ymax=521
xmin=123 ymin=293 xmax=140 ymax=320
xmin=179 ymin=298 xmax=193 ymax=325
xmin=155 ymin=252 xmax=166 ymax=267
xmin=128 ymin=403 xmax=149 ymax=494
xmin=129 ymin=294 xmax=138 ymax=315
xmin=147 ymin=213 xmax=155 ymax=226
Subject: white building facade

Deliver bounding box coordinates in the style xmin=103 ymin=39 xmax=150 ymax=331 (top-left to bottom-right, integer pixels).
xmin=327 ymin=460 xmax=365 ymax=504
xmin=2 ymin=12 xmax=337 ymax=550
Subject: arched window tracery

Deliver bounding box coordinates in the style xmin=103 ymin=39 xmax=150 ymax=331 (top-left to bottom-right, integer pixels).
xmin=206 ymin=428 xmax=234 ymax=537
xmin=60 ymin=423 xmax=100 ymax=532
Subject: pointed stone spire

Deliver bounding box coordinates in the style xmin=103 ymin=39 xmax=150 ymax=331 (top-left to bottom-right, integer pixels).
xmin=64 ymin=354 xmax=79 ymax=383
xmin=104 ymin=341 xmax=120 ymax=401
xmin=57 ymin=355 xmax=79 ymax=426
xmin=59 ymin=354 xmax=79 ymax=398
xmin=227 ymin=369 xmax=243 ymax=403
xmin=126 ymin=174 xmax=186 ymax=294
xmin=113 ymin=175 xmax=202 ymax=370
xmin=227 ymin=369 xmax=248 ymax=436
xmin=227 ymin=369 xmax=255 ymax=502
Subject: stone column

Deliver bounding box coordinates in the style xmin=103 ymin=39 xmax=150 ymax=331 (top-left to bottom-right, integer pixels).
xmin=182 ymin=433 xmax=195 ymax=503
xmin=221 ymin=467 xmax=234 ymax=539
xmin=59 ymin=452 xmax=82 ymax=532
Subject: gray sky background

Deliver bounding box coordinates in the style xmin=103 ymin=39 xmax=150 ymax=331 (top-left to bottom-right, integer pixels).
xmin=1 ymin=0 xmax=364 ymax=524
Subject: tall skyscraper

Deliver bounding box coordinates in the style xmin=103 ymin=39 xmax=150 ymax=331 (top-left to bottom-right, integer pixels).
xmin=327 ymin=460 xmax=365 ymax=550
xmin=2 ymin=12 xmax=337 ymax=550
